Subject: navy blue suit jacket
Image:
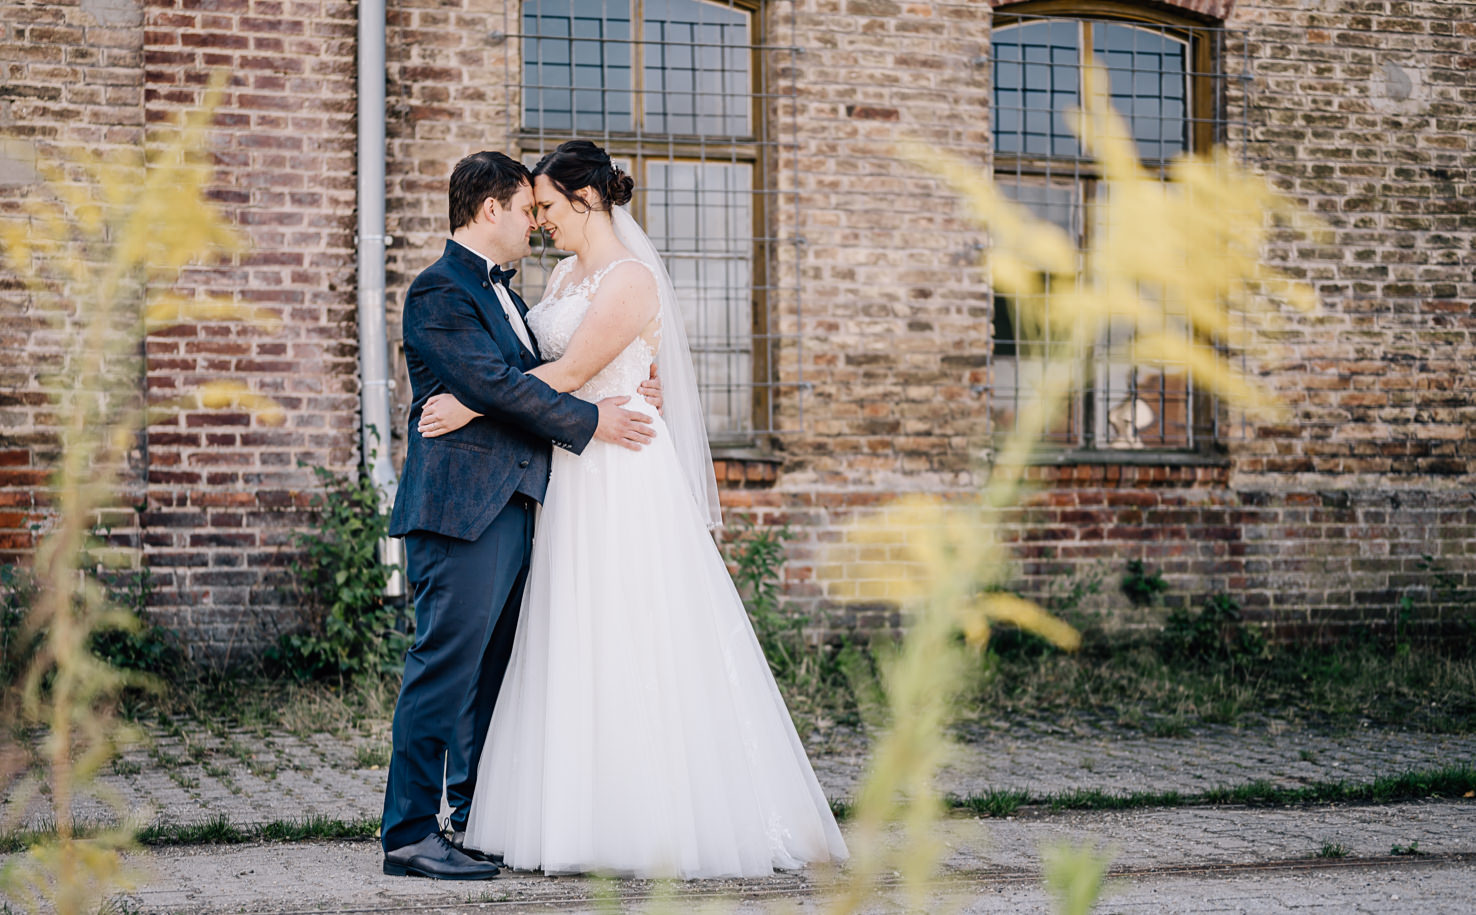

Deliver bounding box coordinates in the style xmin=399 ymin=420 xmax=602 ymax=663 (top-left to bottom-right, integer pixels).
xmin=389 ymin=240 xmax=598 ymax=541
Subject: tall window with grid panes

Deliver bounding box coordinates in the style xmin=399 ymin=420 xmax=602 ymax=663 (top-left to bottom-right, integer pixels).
xmin=990 ymin=2 xmax=1224 ymax=452
xmin=517 ymin=0 xmax=771 ymax=445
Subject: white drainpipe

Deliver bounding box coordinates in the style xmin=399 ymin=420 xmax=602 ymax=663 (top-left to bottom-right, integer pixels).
xmin=356 ymin=0 xmax=404 ymax=597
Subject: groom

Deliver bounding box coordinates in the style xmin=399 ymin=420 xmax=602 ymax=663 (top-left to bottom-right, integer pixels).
xmin=381 ymin=151 xmax=657 ymax=880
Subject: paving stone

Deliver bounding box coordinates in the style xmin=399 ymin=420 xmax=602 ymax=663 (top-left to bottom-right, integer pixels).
xmin=5 ymin=720 xmax=1471 ymax=837
xmin=4 ymin=717 xmax=1474 ymax=913
xmin=107 ymin=802 xmax=1476 ymax=914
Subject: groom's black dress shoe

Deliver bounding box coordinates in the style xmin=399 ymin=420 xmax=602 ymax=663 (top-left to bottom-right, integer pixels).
xmin=449 ymin=829 xmax=505 ymax=866
xmin=383 ymin=833 xmax=500 ymax=880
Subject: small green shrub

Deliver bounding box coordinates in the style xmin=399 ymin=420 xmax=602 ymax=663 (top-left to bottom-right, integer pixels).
xmin=725 ymin=516 xmax=855 ymax=723
xmin=1159 ymin=593 xmax=1267 ymax=669
xmin=1 ymin=563 xmax=182 ymax=684
xmin=1121 ymin=559 xmax=1168 ymax=607
xmin=265 ymin=464 xmax=407 ymax=684
xmin=729 ymin=516 xmax=794 ymax=660
xmin=90 ymin=568 xmax=184 ymax=677
xmin=1 ymin=564 xmax=42 ymax=686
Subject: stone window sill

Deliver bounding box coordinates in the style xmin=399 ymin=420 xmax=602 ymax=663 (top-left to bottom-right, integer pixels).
xmin=1021 ymin=449 xmax=1232 ymax=468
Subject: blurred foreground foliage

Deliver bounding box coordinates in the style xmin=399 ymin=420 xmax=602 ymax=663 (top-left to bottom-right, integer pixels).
xmin=824 ymin=64 xmax=1325 ymax=914
xmin=0 ymin=73 xmax=281 ymax=914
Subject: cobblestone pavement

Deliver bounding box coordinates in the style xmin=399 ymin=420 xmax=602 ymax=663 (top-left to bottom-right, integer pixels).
xmin=117 ymin=803 xmax=1476 ymax=913
xmin=2 ymin=717 xmax=1473 ymax=913
xmin=6 ymin=720 xmax=1468 ymax=832
xmin=817 ymin=721 xmax=1476 ymax=801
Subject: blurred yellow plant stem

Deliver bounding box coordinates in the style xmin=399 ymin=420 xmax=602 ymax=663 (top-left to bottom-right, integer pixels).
xmin=0 ymin=71 xmax=280 ymax=914
xmin=829 ymin=61 xmax=1319 ymax=914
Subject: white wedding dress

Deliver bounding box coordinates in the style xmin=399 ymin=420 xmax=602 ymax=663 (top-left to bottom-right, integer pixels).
xmin=463 ymin=257 xmax=849 ymax=878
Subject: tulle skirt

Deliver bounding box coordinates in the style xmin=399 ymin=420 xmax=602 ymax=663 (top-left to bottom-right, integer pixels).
xmin=463 ymin=398 xmax=849 ymax=878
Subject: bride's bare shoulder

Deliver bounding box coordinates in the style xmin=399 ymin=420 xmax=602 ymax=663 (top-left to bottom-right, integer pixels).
xmin=600 ymin=258 xmax=659 ymax=296
xmin=588 ymin=259 xmax=660 ymax=322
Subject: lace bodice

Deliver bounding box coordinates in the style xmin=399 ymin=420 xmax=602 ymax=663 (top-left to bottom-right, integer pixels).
xmin=525 ymin=257 xmax=660 ymax=403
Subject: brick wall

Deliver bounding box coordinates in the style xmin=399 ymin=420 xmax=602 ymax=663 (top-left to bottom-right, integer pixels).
xmin=732 ymin=0 xmax=991 ymax=633
xmin=742 ymin=0 xmax=1474 ymax=640
xmin=136 ymin=0 xmax=363 ymax=660
xmin=1 ymin=0 xmax=1471 ymax=660
xmin=0 ymin=0 xmax=147 ymax=565
xmin=1 ymin=0 xmax=363 ymax=661
xmin=1215 ymin=0 xmax=1475 ymax=633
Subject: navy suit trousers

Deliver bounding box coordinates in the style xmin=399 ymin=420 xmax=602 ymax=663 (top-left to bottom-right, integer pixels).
xmin=380 ymin=496 xmax=534 ymax=851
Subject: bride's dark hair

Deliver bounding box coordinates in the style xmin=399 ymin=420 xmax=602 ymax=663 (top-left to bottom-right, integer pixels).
xmin=531 ymin=140 xmax=634 ymax=212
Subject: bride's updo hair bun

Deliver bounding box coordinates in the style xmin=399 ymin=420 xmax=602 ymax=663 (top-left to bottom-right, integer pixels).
xmin=606 ymin=164 xmax=634 ymax=208
xmin=532 ymin=140 xmax=632 ymax=212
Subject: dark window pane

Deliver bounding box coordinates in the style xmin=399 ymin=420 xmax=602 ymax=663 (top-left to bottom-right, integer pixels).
xmin=991 ymin=294 xmax=1016 ymax=357
xmin=646 ymin=160 xmax=755 ymax=439
xmin=1092 ymin=23 xmax=1187 ymax=161
xmin=524 ymin=0 xmax=634 ymax=132
xmin=643 ymin=0 xmax=751 ymax=136
xmin=993 ymin=22 xmax=1081 ymax=157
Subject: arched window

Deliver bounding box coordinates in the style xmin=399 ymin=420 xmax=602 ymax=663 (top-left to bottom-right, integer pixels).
xmin=518 ymin=0 xmax=768 ymax=444
xmin=989 ymin=2 xmax=1223 ymax=453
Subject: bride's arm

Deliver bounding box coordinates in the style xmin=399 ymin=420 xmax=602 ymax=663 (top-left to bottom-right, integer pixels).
xmin=527 ymin=262 xmax=659 ymax=393
xmin=418 ymin=264 xmax=660 ymax=438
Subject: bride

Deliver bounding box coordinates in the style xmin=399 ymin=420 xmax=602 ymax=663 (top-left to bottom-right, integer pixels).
xmin=417 ymin=140 xmax=848 ymax=878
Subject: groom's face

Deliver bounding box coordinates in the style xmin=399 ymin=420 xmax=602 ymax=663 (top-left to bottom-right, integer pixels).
xmin=486 ymin=180 xmax=539 ymax=263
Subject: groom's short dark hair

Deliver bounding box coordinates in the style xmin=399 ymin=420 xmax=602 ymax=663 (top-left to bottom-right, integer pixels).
xmin=449 ymin=151 xmax=531 ymax=232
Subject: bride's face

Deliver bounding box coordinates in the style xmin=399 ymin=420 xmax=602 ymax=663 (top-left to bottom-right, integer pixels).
xmin=534 ymin=174 xmax=594 ymax=251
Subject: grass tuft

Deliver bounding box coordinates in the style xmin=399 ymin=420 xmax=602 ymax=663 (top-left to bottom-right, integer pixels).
xmin=353 ymin=744 xmax=390 ymax=769
xmin=1 ymin=814 xmax=381 ymax=853
xmin=951 ymin=788 xmax=1030 ymax=818
xmin=138 ymin=814 xmax=247 ymax=845
xmin=967 ymin=630 xmax=1476 ymax=736
xmin=136 ymin=813 xmax=379 ymax=846
xmin=123 ymin=671 xmax=398 ymax=739
xmin=942 ymin=764 xmax=1476 ymax=818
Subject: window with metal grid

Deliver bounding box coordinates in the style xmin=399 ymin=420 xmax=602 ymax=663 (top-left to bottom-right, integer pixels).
xmin=511 ymin=0 xmax=801 ymax=446
xmin=990 ymin=5 xmax=1229 ymax=453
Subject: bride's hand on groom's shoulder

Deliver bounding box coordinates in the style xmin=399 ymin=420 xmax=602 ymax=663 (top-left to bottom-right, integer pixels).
xmin=594 ymin=396 xmax=655 ymax=451
xmin=419 ymin=393 xmax=480 ymax=438
xmin=638 ymin=364 xmax=663 ymax=415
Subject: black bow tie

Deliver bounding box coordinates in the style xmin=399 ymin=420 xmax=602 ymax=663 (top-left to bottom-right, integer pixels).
xmin=489 ymin=265 xmax=517 ymax=287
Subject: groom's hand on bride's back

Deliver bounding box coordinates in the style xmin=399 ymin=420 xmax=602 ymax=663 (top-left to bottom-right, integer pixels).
xmin=637 ymin=364 xmax=663 ymax=415
xmin=594 ymin=396 xmax=655 ymax=450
